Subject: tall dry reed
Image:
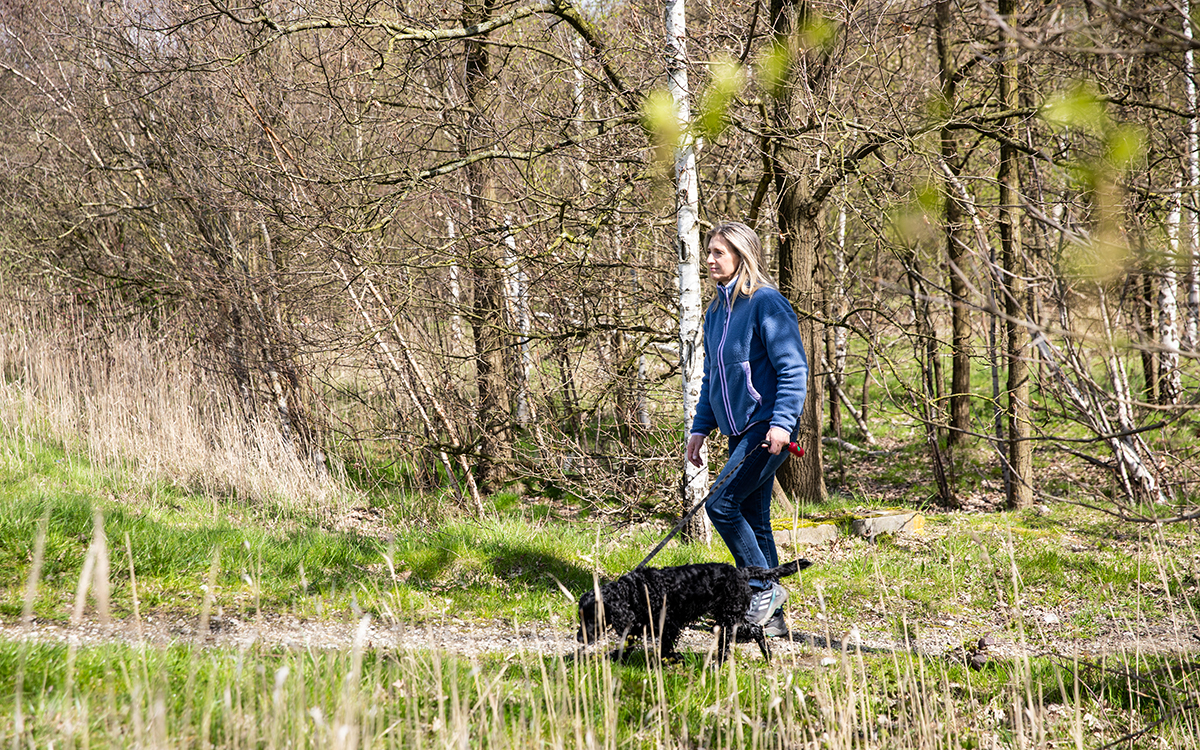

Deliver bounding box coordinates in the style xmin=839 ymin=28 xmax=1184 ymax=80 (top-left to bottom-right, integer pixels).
xmin=0 ymin=299 xmax=345 ymax=511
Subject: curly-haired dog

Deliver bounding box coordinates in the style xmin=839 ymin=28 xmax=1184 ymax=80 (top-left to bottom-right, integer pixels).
xmin=576 ymin=559 xmax=811 ymax=662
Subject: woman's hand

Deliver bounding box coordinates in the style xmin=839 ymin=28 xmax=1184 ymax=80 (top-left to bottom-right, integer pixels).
xmin=765 ymin=426 xmax=791 ymax=455
xmin=686 ymin=433 xmax=707 ymax=467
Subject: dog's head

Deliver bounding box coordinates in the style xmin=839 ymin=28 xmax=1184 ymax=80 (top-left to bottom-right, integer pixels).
xmin=576 ymin=588 xmax=603 ymax=644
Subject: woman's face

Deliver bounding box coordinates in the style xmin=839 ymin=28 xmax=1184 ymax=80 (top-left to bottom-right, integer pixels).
xmin=706 ymin=236 xmax=740 ymax=285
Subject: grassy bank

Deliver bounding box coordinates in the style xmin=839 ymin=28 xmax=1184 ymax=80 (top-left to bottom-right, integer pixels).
xmin=1 ymin=429 xmax=1198 ymax=747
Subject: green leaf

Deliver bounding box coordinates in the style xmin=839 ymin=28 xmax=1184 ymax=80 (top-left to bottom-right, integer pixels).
xmin=640 ymin=89 xmax=679 ymax=164
xmin=696 ymin=57 xmax=744 ymax=140
xmin=1104 ymin=125 xmax=1144 ymax=169
xmin=755 ymin=41 xmax=792 ymax=99
xmin=1041 ymin=84 xmax=1108 ymax=134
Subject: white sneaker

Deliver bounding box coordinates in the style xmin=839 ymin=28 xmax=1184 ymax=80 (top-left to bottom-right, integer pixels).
xmin=745 ymin=583 xmax=788 ymax=626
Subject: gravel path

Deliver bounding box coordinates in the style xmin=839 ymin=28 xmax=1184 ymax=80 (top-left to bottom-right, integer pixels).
xmin=4 ymin=606 xmax=1197 ymax=667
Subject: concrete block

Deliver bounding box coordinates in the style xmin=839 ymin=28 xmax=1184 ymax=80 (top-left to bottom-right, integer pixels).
xmin=773 ymin=522 xmax=839 ymax=548
xmin=850 ymin=510 xmax=924 ymax=539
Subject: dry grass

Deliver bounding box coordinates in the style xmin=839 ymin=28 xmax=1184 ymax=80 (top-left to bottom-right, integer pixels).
xmin=0 ymin=300 xmax=347 ymax=513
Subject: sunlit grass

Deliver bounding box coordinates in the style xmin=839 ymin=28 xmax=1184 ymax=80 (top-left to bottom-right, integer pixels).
xmin=1 ymin=621 xmax=1197 ymax=748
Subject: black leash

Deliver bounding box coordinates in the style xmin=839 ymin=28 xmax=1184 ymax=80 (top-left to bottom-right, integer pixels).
xmin=635 ymin=441 xmax=804 ymax=571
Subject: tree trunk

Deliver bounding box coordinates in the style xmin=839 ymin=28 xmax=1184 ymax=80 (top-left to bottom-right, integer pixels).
xmin=1138 ymin=270 xmax=1159 ymax=404
xmin=901 ymin=247 xmax=957 ymax=508
xmin=463 ymin=0 xmax=511 ymax=493
xmin=1098 ymin=293 xmax=1166 ymax=505
xmin=502 ymin=224 xmax=532 ymax=427
xmin=826 ymin=205 xmax=847 ymax=449
xmin=998 ymin=0 xmax=1032 ymax=509
xmin=776 ymin=191 xmax=827 ymax=503
xmin=1160 ymin=192 xmax=1182 ymax=404
xmin=767 ymin=0 xmax=828 ymax=503
xmin=938 ymin=0 xmax=972 ymax=451
xmin=665 ymin=0 xmax=711 ymax=543
xmin=1185 ymin=0 xmax=1200 ymax=351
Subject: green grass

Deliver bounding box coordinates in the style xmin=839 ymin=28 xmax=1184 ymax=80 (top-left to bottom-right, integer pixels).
xmin=1 ymin=631 xmax=1196 ymax=748
xmin=1 ymin=430 xmax=1199 ymax=748
xmin=3 ymin=428 xmax=1194 ymax=637
xmin=0 ymin=432 xmax=730 ymax=625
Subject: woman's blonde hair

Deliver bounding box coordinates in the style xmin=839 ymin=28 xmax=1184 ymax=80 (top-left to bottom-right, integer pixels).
xmin=705 ymin=222 xmax=777 ymax=301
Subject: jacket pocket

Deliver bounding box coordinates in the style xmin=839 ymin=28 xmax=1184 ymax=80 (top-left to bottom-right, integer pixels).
xmin=741 ymin=361 xmax=763 ymax=405
xmin=720 ymin=361 xmax=758 ymax=433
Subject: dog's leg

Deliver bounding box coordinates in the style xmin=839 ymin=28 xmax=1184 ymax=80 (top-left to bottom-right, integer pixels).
xmin=753 ymin=626 xmax=771 ymax=662
xmin=714 ymin=624 xmax=733 ymax=663
xmin=659 ymin=623 xmax=684 ymax=662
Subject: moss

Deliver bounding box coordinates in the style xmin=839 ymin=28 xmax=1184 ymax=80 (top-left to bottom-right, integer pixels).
xmin=771 ymin=507 xmax=918 ymax=532
xmin=770 ymin=517 xmax=838 ymax=531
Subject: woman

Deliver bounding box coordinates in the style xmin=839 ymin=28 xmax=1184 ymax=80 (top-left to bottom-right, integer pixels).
xmin=684 ymin=222 xmax=808 ymax=638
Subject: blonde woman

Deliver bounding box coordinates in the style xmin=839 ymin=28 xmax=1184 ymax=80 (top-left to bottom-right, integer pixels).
xmin=684 ymin=222 xmax=808 ymax=638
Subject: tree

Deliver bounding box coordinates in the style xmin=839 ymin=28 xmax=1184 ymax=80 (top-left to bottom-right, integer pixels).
xmin=997 ymin=0 xmax=1033 ymax=510
xmin=663 ymin=0 xmax=712 ymax=541
xmin=937 ymin=0 xmax=973 ymax=453
xmin=3 ymin=0 xmax=1199 ymax=524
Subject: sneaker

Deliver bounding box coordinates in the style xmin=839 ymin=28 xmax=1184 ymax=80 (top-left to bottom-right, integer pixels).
xmin=762 ymin=609 xmax=789 ymax=639
xmin=745 ymin=583 xmax=788 ymax=626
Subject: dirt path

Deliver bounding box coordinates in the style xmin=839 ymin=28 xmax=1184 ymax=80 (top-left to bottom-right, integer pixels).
xmin=4 ymin=607 xmax=1197 ymax=667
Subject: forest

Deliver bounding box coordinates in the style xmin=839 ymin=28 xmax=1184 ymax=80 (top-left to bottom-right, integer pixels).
xmin=4 ymin=3 xmax=1200 ymax=748
xmin=2 ymin=0 xmax=1199 ymax=526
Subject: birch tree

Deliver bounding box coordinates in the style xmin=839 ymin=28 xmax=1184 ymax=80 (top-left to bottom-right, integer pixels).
xmin=664 ymin=0 xmax=711 ymax=542
xmin=1185 ymin=0 xmax=1200 ymax=351
xmin=1161 ymin=194 xmax=1182 ymax=405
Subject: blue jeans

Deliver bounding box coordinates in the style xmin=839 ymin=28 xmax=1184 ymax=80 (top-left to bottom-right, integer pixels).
xmin=704 ymin=422 xmax=790 ymax=588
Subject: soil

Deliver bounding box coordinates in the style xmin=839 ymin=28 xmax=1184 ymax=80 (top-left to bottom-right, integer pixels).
xmin=3 ymin=599 xmax=1197 ymax=668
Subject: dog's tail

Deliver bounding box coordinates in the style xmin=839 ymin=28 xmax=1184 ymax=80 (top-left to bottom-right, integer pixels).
xmin=745 ymin=558 xmax=812 ymax=580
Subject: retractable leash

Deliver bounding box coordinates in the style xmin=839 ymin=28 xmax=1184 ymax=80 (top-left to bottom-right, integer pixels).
xmin=634 ymin=441 xmax=805 ymax=571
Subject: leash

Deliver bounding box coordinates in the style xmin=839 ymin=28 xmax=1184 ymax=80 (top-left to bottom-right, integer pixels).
xmin=634 ymin=441 xmax=805 ymax=571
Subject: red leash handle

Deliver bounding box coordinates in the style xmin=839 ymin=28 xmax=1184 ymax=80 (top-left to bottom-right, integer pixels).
xmin=761 ymin=441 xmax=806 ymax=457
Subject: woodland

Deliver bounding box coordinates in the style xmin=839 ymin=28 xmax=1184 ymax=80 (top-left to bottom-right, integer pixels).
xmin=2 ymin=0 xmax=1199 ymax=527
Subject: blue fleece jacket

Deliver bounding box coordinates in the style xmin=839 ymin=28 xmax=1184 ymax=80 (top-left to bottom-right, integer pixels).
xmin=690 ymin=283 xmax=808 ymax=438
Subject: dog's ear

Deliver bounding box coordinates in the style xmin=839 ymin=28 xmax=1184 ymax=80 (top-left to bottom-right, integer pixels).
xmin=549 ymin=573 xmax=575 ymax=602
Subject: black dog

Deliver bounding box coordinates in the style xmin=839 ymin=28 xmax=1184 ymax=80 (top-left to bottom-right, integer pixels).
xmin=576 ymin=559 xmax=811 ymax=662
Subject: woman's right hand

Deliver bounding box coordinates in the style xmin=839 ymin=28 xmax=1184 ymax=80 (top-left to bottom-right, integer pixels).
xmin=685 ymin=433 xmax=707 ymax=467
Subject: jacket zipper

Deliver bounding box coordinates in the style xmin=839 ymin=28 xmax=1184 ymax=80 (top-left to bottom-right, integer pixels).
xmin=716 ymin=286 xmax=738 ymax=433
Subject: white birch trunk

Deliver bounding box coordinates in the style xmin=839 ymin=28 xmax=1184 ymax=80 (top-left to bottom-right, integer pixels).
xmin=1098 ymin=292 xmax=1166 ymax=505
xmin=446 ymin=216 xmax=464 ymax=350
xmin=1186 ymin=0 xmax=1200 ymax=350
xmin=571 ymin=35 xmax=590 ymax=196
xmin=503 ymin=223 xmax=532 ymax=426
xmin=1161 ymin=192 xmax=1182 ymax=404
xmin=665 ymin=0 xmax=709 ymax=541
xmin=830 ymin=205 xmax=848 ymax=412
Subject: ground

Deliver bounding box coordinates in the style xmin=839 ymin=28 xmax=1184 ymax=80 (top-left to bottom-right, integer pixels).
xmin=3 ymin=597 xmax=1196 ymax=666
xmin=5 ymin=517 xmax=1197 ymax=666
